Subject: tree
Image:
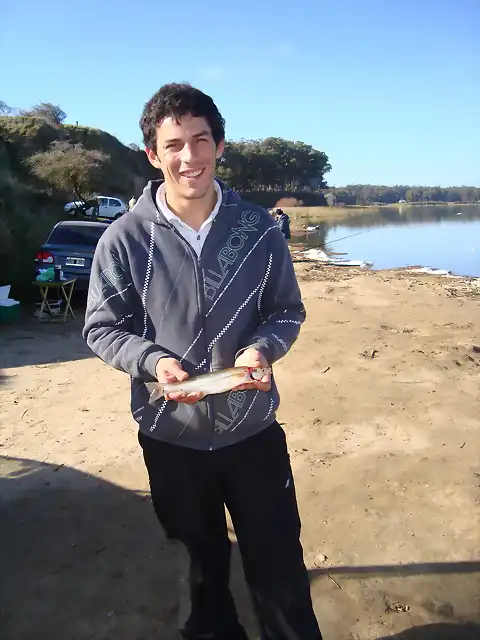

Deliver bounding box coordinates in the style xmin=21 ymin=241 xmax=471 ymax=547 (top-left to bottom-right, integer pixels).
xmin=26 ymin=140 xmax=110 ymax=202
xmin=0 ymin=100 xmax=14 ymax=115
xmin=216 ymin=137 xmax=331 ymax=194
xmin=22 ymin=102 xmax=67 ymax=125
xmin=128 ymin=143 xmax=141 ymax=152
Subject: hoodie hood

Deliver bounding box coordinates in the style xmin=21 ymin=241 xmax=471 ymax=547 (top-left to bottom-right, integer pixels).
xmin=132 ymin=178 xmax=243 ymax=227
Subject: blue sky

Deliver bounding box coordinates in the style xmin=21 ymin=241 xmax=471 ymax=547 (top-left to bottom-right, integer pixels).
xmin=2 ymin=0 xmax=479 ymax=187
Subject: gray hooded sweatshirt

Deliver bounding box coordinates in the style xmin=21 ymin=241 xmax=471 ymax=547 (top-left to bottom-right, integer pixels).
xmin=83 ymin=180 xmax=306 ymax=450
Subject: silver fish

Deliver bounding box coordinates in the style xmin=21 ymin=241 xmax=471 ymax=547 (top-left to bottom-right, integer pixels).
xmin=147 ymin=366 xmax=271 ymax=404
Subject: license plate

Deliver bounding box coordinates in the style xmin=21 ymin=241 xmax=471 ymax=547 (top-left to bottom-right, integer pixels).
xmin=66 ymin=257 xmax=85 ymax=267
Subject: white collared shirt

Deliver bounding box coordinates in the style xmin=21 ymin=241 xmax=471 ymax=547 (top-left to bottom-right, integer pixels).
xmin=156 ymin=180 xmax=222 ymax=257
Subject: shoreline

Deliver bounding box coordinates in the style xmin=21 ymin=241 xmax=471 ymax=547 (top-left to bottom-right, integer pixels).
xmin=291 ymin=244 xmax=480 ymax=281
xmin=293 ymin=259 xmax=480 ymax=289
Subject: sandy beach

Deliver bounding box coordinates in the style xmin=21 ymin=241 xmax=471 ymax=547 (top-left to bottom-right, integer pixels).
xmin=1 ymin=264 xmax=479 ymax=639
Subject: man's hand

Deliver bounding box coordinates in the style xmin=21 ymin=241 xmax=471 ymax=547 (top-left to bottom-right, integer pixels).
xmin=233 ymin=348 xmax=271 ymax=392
xmin=155 ymin=357 xmax=204 ymax=404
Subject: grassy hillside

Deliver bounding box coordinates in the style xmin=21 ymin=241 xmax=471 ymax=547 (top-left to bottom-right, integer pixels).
xmin=0 ymin=116 xmax=156 ymax=298
xmin=0 ymin=116 xmax=156 ymax=199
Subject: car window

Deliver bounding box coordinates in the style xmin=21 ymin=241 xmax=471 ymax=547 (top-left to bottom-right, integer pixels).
xmin=47 ymin=225 xmax=107 ymax=246
xmin=109 ymin=198 xmax=122 ymax=207
xmin=98 ymin=198 xmax=108 ymax=207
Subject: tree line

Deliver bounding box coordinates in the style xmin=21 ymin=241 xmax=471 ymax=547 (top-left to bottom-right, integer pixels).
xmin=25 ymin=136 xmax=333 ymax=207
xmin=1 ymin=101 xmax=332 ymax=198
xmin=328 ymin=184 xmax=480 ymax=206
xmin=2 ymin=99 xmax=477 ymax=207
xmin=1 ymin=101 xmax=333 ymax=207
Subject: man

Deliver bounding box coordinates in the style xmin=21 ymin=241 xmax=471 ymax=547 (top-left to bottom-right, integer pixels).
xmin=275 ymin=208 xmax=291 ymax=241
xmin=83 ymin=83 xmax=322 ymax=640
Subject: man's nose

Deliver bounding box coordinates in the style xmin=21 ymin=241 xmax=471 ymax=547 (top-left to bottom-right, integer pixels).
xmin=180 ymin=143 xmax=195 ymax=163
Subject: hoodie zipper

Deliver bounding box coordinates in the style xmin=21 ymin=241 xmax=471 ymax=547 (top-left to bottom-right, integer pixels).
xmin=167 ymin=225 xmax=215 ymax=444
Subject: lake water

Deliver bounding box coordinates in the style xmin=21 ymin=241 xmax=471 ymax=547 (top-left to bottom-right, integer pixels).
xmin=295 ymin=205 xmax=480 ymax=277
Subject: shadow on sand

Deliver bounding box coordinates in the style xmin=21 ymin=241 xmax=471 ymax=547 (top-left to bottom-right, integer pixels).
xmin=376 ymin=623 xmax=480 ymax=639
xmin=0 ymin=313 xmax=93 ymax=369
xmin=0 ymin=455 xmax=258 ymax=639
xmin=1 ymin=456 xmax=479 ymax=640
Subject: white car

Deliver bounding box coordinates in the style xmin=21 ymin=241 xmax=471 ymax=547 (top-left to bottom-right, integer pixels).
xmin=64 ymin=196 xmax=127 ymax=220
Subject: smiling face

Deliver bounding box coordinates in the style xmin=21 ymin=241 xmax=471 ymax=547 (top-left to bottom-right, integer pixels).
xmin=146 ymin=114 xmax=224 ymax=204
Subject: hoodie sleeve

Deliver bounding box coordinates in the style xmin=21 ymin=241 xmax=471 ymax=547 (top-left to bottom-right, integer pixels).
xmin=237 ymin=226 xmax=306 ymax=364
xmin=82 ymin=240 xmax=168 ymax=381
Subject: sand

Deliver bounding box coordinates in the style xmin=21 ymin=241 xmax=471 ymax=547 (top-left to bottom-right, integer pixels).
xmin=1 ymin=265 xmax=479 ymax=640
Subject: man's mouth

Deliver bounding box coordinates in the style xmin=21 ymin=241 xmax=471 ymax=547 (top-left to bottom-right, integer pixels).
xmin=179 ymin=169 xmax=204 ymax=179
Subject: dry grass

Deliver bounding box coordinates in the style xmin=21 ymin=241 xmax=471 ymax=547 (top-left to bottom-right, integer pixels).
xmin=283 ymin=205 xmax=381 ymax=225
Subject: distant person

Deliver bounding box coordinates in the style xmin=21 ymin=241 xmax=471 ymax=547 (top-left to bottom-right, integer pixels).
xmin=128 ymin=195 xmax=137 ymax=210
xmin=83 ymin=83 xmax=322 ymax=640
xmin=275 ymin=207 xmax=291 ymax=240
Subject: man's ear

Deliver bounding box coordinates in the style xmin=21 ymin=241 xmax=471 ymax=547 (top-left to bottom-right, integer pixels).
xmin=145 ymin=146 xmax=162 ymax=169
xmin=216 ymin=139 xmax=225 ymax=159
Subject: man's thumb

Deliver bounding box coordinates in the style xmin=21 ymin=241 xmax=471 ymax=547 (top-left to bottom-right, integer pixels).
xmin=166 ymin=359 xmax=189 ymax=381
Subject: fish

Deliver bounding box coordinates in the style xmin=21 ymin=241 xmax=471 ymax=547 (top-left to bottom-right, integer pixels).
xmin=147 ymin=366 xmax=272 ymax=404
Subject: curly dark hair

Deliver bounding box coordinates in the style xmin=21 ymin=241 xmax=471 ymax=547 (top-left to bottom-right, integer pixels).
xmin=140 ymin=83 xmax=225 ymax=152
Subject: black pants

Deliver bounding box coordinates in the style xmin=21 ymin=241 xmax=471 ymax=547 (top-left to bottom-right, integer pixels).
xmin=139 ymin=422 xmax=322 ymax=640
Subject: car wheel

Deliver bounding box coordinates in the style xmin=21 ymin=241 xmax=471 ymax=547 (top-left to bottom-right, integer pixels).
xmin=114 ymin=212 xmax=124 ymax=220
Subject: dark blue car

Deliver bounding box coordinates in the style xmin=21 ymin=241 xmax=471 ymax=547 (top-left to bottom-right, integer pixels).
xmin=34 ymin=220 xmax=110 ymax=291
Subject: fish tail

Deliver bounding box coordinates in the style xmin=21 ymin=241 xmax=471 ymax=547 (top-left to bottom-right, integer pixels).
xmin=148 ymin=384 xmax=166 ymax=404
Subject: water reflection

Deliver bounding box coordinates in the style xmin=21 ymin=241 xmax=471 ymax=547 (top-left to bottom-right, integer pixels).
xmin=291 ymin=205 xmax=480 ymax=277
